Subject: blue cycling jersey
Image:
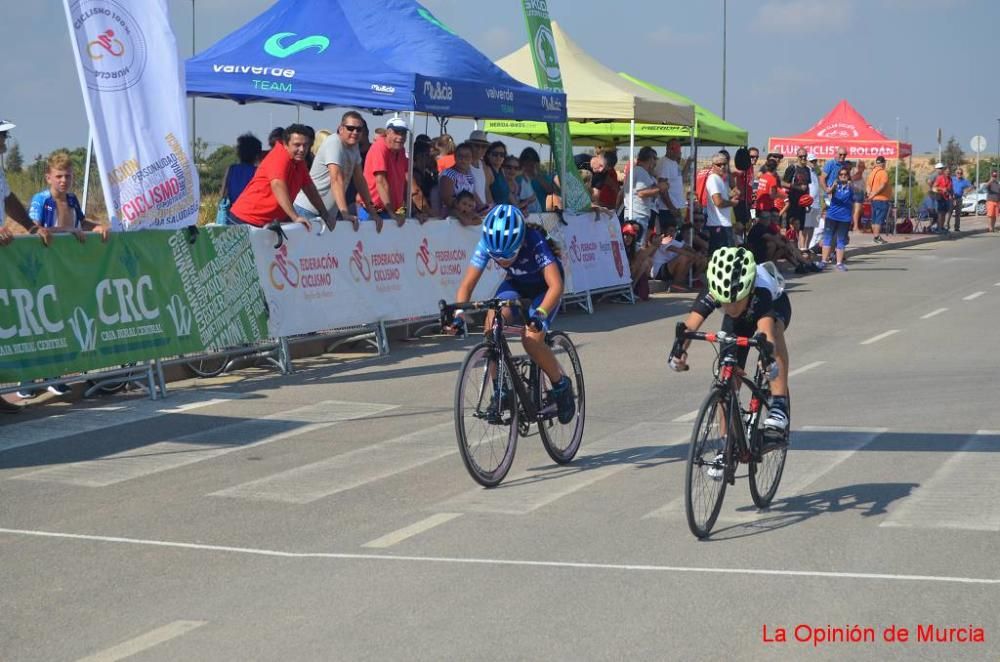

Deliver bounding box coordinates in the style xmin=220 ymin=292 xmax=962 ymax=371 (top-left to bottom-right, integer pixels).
xmin=470 ymin=227 xmax=559 ymax=291
xmin=28 ymin=190 xmax=85 ymax=229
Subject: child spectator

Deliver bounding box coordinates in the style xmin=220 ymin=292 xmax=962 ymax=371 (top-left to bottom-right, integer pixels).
xmin=220 ymin=133 xmax=262 ymax=205
xmin=649 ymin=223 xmax=708 ymax=286
xmin=448 ymin=190 xmax=481 ymax=227
xmin=435 ymin=134 xmax=456 ymax=171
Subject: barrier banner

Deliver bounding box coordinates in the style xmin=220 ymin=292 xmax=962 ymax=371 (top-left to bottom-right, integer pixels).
xmin=249 ymin=220 xmax=505 ymax=338
xmin=0 ymin=228 xmax=267 ymax=383
xmin=538 ymin=211 xmax=630 ymax=293
xmin=63 ymin=0 xmax=199 ymax=230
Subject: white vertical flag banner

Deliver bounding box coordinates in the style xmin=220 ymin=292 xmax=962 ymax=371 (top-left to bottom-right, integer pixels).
xmin=63 ymin=0 xmax=199 ymax=231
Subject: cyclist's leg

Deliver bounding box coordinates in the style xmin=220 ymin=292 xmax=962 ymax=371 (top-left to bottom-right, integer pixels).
xmin=522 ymin=292 xmax=562 ymax=384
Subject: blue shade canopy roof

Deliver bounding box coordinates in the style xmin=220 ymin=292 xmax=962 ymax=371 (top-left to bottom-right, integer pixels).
xmin=185 ymin=0 xmax=566 ymax=122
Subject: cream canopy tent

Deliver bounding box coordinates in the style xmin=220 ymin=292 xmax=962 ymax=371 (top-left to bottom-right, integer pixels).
xmin=486 ymin=21 xmax=695 ymax=219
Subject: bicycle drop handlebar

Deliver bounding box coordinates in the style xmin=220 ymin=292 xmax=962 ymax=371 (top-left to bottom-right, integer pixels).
xmin=673 ymin=321 xmax=775 ymax=363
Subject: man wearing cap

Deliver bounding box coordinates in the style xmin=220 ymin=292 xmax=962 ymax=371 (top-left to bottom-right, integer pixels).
xmin=361 ymin=117 xmax=411 ymax=227
xmin=0 ymin=119 xmax=51 ymax=247
xmin=986 ymin=170 xmax=1000 ymax=233
xmin=467 ymin=130 xmax=492 ymax=210
xmin=866 ymin=156 xmax=892 ymax=243
xmin=950 ymin=166 xmax=972 ymax=232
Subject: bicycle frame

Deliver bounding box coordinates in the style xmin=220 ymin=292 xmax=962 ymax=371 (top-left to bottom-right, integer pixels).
xmin=441 ymin=299 xmax=557 ymax=424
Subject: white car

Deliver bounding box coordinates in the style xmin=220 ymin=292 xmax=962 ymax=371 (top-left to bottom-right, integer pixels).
xmin=961 ymin=184 xmax=988 ymax=216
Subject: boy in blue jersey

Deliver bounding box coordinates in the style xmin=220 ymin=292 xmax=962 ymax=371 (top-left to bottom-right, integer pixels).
xmin=446 ymin=205 xmax=575 ymax=424
xmin=28 ymin=151 xmax=109 ymax=242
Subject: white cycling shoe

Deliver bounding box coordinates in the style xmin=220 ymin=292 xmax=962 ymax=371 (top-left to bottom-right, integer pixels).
xmin=764 ymin=407 xmax=789 ymax=433
xmin=706 ymin=452 xmax=725 ymax=480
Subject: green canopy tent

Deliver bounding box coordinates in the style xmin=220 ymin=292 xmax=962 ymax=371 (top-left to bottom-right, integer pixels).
xmin=484 ymin=73 xmax=747 ymax=147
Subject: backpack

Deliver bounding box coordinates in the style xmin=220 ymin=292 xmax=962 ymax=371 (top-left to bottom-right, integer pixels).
xmin=695 ymin=167 xmax=712 ymax=207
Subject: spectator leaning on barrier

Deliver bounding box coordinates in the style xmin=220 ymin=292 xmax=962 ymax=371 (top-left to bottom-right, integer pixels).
xmin=294 ymin=111 xmax=379 ymax=232
xmin=950 ymin=166 xmax=972 ymax=232
xmin=361 ymin=117 xmax=411 ymax=227
xmin=229 ymin=123 xmax=335 ymax=232
xmin=986 ymin=171 xmax=1000 ymax=233
xmin=519 ymin=147 xmax=556 ymax=213
xmin=866 ymin=155 xmax=891 ymax=244
xmin=28 ymin=151 xmax=109 ymax=243
xmin=220 ymin=133 xmax=262 ymax=207
xmin=705 ymin=151 xmax=739 ymax=254
xmin=467 ymin=130 xmax=492 ymax=209
xmin=653 ymin=139 xmax=686 ymax=233
xmin=448 ymin=190 xmax=481 ymax=227
xmin=0 ymin=119 xmax=51 ymax=247
xmin=410 ymin=138 xmax=438 ymax=221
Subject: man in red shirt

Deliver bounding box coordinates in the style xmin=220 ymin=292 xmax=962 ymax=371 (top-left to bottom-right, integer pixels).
xmin=361 ymin=117 xmax=411 ymax=229
xmin=591 ymin=151 xmax=620 ymax=209
xmin=229 ymin=124 xmax=334 ymax=231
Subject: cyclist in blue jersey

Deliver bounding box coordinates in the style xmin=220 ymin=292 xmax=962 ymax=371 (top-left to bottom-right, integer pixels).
xmin=447 ymin=204 xmax=575 ymax=423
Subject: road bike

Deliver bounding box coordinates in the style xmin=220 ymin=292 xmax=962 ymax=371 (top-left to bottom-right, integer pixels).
xmin=440 ymin=298 xmax=585 ymax=487
xmin=675 ymin=322 xmax=789 ymax=539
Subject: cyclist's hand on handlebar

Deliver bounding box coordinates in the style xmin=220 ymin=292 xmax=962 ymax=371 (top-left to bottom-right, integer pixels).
xmin=668 ymin=351 xmax=689 ymax=372
xmin=443 ymin=314 xmax=465 ymax=336
xmin=526 ymin=314 xmax=549 ymax=333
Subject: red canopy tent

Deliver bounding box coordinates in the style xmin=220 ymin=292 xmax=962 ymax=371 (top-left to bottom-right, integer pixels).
xmin=768 ymin=100 xmax=912 ymax=159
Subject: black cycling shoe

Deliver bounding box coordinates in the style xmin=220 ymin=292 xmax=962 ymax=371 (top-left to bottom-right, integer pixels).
xmin=549 ymin=376 xmax=576 ymax=424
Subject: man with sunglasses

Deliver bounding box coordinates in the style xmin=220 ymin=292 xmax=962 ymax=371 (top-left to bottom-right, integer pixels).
xmin=950 ymin=167 xmax=972 ymax=232
xmin=0 ymin=119 xmax=51 ymax=248
xmin=295 ymin=110 xmax=379 ymax=231
xmin=821 ymin=147 xmax=850 ymax=191
xmin=361 ymin=117 xmax=411 ymax=227
xmin=782 ymin=149 xmax=812 ymax=233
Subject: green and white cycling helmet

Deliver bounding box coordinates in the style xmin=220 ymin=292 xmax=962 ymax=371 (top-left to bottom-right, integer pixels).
xmin=706 ymin=246 xmax=756 ymax=303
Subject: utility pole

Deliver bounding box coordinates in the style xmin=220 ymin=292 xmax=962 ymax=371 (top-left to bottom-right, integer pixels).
xmin=191 ymin=0 xmax=197 ymax=161
xmin=721 ymin=0 xmax=727 ymax=120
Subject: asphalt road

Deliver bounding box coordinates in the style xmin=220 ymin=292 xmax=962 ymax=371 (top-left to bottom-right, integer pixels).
xmin=2 ymin=233 xmax=999 ymax=661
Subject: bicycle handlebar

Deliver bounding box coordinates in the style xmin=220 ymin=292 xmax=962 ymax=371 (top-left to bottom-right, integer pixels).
xmin=674 ymin=322 xmax=774 ymax=361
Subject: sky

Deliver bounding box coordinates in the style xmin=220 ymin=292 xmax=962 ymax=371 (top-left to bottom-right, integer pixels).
xmin=3 ymin=0 xmax=999 ymax=163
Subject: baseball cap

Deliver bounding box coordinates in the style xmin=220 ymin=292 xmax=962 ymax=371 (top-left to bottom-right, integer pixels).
xmin=875 ymin=156 xmax=886 ymax=164
xmin=468 ymin=129 xmax=489 ymax=144
xmin=934 ymin=162 xmax=944 ymax=169
xmin=0 ymin=119 xmax=15 ymax=133
xmin=806 ymin=152 xmax=817 ymax=161
xmin=385 ymin=117 xmax=409 ymax=132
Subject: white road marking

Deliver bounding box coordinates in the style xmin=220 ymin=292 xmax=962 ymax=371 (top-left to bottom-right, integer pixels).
xmin=436 ymin=423 xmax=685 ymax=515
xmin=210 ymin=422 xmax=454 ymax=504
xmin=0 ymin=391 xmax=249 ymax=455
xmin=920 ymin=308 xmax=948 ymax=320
xmin=643 ymin=426 xmax=886 ymax=521
xmin=76 ymin=620 xmax=207 ymax=662
xmin=362 ymin=513 xmax=462 ymax=549
xmin=1 ymin=528 xmax=995 ymax=586
xmin=994 ymin=282 xmax=1000 ymax=287
xmin=859 ymin=330 xmax=900 ymax=345
xmin=672 ymin=410 xmax=699 ymax=423
xmin=963 ymin=291 xmax=986 ymax=301
xmin=788 ymin=361 xmax=825 ymax=377
xmin=881 ymin=430 xmax=1000 ymax=532
xmin=11 ymin=401 xmax=396 ymax=487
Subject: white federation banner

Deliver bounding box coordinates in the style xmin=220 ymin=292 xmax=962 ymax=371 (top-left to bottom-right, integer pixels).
xmin=250 ymin=220 xmax=505 ymax=338
xmin=63 ymin=0 xmax=199 ymax=231
xmin=537 ymin=210 xmax=630 ymax=294
xmin=249 ymin=213 xmax=629 ymax=339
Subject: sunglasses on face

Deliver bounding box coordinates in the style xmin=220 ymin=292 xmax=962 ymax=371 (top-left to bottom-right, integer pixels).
xmin=838 ymin=153 xmax=847 ymax=157
xmin=342 ymin=124 xmax=364 ymax=133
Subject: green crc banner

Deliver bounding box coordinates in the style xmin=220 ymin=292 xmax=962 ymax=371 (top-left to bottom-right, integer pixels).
xmin=0 ymin=227 xmax=268 ymax=383
xmin=520 ymin=0 xmax=590 ymax=213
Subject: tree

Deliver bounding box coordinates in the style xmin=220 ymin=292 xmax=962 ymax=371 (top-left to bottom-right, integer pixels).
xmin=199 ymin=144 xmax=237 ymax=197
xmin=942 ymin=135 xmax=965 ymax=168
xmin=5 ymin=141 xmax=24 ymax=172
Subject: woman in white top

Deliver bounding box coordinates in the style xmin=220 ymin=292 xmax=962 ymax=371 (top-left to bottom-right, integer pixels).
xmin=439 ymin=142 xmax=485 ymax=216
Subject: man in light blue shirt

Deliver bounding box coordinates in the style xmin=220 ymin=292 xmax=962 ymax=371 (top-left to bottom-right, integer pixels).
xmin=950 ymin=167 xmax=972 ymax=232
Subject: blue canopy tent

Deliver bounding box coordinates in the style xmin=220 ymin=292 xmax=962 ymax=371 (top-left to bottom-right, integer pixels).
xmin=185 ymin=0 xmax=566 ymax=122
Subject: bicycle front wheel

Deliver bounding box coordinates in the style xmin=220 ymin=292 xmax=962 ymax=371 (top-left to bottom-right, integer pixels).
xmin=748 ymin=393 xmax=788 ymax=508
xmin=455 ymin=343 xmax=518 ymax=487
xmin=685 ymin=389 xmax=731 ymax=539
xmin=537 ymin=332 xmax=585 ymax=464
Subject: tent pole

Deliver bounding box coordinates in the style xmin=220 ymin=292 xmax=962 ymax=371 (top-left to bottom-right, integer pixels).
xmin=406 ymin=111 xmax=415 ymax=219
xmin=627 ymin=120 xmax=635 ymax=221
xmin=893 ymin=147 xmax=900 ymax=235
xmin=688 ymin=130 xmax=696 ymax=286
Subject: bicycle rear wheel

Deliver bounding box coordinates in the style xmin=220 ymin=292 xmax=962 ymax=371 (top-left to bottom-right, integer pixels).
xmin=186 ymin=355 xmax=230 ymax=378
xmin=455 ymin=343 xmax=518 ymax=487
xmin=536 ymin=332 xmax=585 ymax=464
xmin=685 ymin=390 xmax=731 ymax=539
xmin=748 ymin=392 xmax=788 ymax=508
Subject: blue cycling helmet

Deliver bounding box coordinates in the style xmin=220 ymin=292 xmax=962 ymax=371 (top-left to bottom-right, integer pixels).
xmin=482 ymin=205 xmax=525 ymax=259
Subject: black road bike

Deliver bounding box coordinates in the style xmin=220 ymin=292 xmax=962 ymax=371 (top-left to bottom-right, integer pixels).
xmin=675 ymin=322 xmax=789 ymax=539
xmin=440 ymin=299 xmax=585 ymax=487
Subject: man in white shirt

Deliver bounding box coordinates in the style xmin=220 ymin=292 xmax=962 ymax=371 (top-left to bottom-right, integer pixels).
xmin=653 ymin=139 xmax=686 ymax=233
xmin=705 ymin=151 xmax=740 ymax=254
xmin=467 ymin=130 xmax=491 ymax=210
xmin=629 ymin=146 xmax=664 ymax=245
